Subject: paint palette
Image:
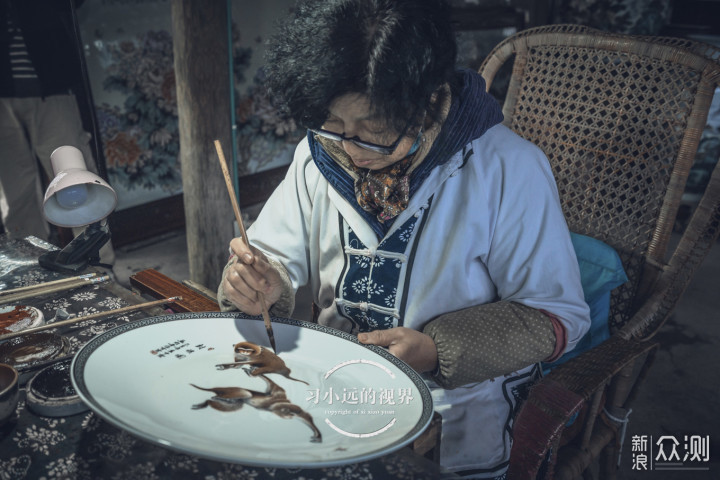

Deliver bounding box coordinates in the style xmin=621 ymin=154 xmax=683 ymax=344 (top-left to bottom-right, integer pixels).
xmin=0 ymin=332 xmax=69 ymax=385
xmin=71 ymin=313 xmax=433 ymax=468
xmin=0 ymin=305 xmax=44 ymax=335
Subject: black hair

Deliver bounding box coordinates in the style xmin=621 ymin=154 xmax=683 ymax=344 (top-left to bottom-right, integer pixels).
xmin=264 ymin=0 xmax=457 ymax=134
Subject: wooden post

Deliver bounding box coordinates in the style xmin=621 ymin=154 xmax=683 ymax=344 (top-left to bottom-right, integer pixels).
xmin=171 ymin=0 xmax=234 ymax=292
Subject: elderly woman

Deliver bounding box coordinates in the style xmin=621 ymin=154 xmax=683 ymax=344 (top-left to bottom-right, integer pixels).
xmin=218 ymin=0 xmax=590 ymax=477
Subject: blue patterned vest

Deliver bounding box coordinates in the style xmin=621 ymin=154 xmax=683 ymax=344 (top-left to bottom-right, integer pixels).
xmin=335 ymin=202 xmax=432 ymax=332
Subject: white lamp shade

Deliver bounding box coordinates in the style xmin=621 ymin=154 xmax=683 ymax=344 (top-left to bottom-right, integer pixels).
xmin=42 ymin=146 xmax=117 ymax=227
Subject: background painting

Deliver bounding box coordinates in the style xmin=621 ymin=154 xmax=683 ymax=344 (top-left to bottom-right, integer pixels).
xmin=77 ymin=0 xmax=300 ymax=213
xmin=78 ymin=0 xmax=178 ymax=211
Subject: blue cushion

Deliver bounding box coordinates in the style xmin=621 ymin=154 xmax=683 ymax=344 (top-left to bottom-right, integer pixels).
xmin=543 ymin=232 xmax=628 ymax=372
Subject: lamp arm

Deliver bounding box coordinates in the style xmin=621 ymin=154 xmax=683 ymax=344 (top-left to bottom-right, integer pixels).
xmin=38 ymin=220 xmax=111 ymax=273
xmin=54 ymin=220 xmax=110 ymax=265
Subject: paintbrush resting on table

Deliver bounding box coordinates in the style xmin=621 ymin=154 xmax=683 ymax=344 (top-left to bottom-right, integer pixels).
xmin=0 ymin=297 xmax=181 ymax=342
xmin=0 ymin=274 xmax=109 ymax=305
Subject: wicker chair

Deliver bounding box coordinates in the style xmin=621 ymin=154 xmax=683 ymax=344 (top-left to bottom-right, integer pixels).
xmin=478 ymin=24 xmax=720 ymax=479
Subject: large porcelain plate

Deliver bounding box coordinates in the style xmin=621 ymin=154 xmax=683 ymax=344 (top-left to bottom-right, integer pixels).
xmin=71 ymin=313 xmax=433 ymax=468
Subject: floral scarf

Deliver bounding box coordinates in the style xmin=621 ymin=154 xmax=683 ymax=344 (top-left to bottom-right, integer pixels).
xmin=316 ymin=134 xmax=424 ymax=223
xmin=354 ymin=153 xmax=415 ymax=222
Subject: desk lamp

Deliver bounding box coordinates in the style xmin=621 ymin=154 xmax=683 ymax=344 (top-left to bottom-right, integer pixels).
xmin=39 ymin=146 xmax=117 ymax=273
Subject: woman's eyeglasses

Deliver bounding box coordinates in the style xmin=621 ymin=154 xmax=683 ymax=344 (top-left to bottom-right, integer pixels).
xmin=311 ymin=120 xmax=413 ymax=155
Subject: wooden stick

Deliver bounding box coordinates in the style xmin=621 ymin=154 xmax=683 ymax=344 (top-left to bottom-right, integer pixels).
xmin=214 ymin=139 xmax=278 ymax=353
xmin=0 ymin=273 xmax=98 ymax=296
xmin=0 ymin=275 xmax=110 ymax=305
xmin=0 ymin=297 xmax=181 ymax=341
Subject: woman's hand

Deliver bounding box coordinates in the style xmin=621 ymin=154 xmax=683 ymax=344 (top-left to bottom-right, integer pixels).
xmin=358 ymin=327 xmax=438 ymax=373
xmin=222 ymin=237 xmax=284 ymax=316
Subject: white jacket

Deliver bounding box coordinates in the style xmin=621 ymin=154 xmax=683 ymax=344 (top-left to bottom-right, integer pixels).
xmin=246 ymin=124 xmax=590 ymax=475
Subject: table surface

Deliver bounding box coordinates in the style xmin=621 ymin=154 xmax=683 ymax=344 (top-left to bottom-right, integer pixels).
xmin=0 ymin=235 xmax=457 ymax=479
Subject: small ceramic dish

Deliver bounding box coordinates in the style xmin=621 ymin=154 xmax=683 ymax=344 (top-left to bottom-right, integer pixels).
xmin=26 ymin=358 xmax=88 ymax=417
xmin=0 ymin=362 xmax=19 ymax=426
xmin=0 ymin=332 xmax=69 ymax=385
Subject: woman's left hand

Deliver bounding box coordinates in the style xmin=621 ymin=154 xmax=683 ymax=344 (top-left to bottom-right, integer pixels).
xmin=358 ymin=327 xmax=438 ymax=373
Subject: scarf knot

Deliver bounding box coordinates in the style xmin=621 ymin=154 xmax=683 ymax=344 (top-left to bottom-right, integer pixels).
xmin=355 ymin=155 xmax=414 ymax=222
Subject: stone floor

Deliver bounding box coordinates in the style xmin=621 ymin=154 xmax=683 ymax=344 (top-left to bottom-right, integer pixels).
xmin=113 ymin=228 xmax=720 ymax=480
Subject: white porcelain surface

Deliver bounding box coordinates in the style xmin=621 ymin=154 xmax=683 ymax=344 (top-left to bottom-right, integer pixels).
xmin=71 ymin=313 xmax=433 ymax=468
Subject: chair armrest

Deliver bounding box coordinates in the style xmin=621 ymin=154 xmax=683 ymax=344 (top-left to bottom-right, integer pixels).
xmin=508 ymin=335 xmax=658 ymax=480
xmin=620 ymin=163 xmax=720 ymax=340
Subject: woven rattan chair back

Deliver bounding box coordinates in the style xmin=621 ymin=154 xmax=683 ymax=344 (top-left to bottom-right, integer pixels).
xmin=479 ymin=24 xmax=720 ymax=338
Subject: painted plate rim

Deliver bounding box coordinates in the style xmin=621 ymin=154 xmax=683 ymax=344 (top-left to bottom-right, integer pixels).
xmin=71 ymin=312 xmax=434 ymax=468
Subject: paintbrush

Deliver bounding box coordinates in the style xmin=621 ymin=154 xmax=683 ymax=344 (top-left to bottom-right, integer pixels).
xmin=0 ymin=297 xmax=181 ymax=342
xmin=214 ymin=139 xmax=278 ymax=353
xmin=0 ymin=273 xmax=98 ymax=296
xmin=0 ymin=274 xmax=109 ymax=305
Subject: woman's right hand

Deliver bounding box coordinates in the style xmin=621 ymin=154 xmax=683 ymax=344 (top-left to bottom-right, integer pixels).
xmin=222 ymin=237 xmax=284 ymax=316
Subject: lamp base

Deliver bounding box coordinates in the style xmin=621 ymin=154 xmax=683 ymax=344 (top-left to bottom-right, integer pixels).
xmin=38 ymin=250 xmax=92 ymax=274
xmin=39 ymin=221 xmax=111 ymax=274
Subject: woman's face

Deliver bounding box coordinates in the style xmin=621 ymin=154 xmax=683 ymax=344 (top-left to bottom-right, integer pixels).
xmin=323 ymin=93 xmax=418 ymax=170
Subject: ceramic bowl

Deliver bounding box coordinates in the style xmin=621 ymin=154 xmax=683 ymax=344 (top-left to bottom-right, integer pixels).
xmin=0 ymin=362 xmax=19 ymax=426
